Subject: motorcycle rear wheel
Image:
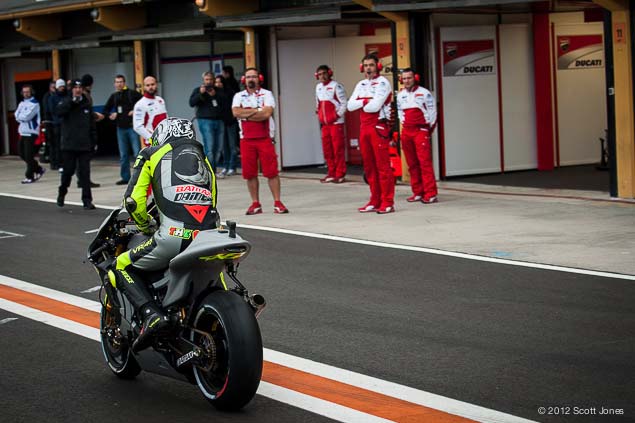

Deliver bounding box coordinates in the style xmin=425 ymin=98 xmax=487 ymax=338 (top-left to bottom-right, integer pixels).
xmin=191 ymin=290 xmax=263 ymax=411
xmin=100 ymin=304 xmax=141 ymax=379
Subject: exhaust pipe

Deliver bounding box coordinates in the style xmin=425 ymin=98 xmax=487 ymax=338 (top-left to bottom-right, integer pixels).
xmin=248 ymin=293 xmax=266 ymax=318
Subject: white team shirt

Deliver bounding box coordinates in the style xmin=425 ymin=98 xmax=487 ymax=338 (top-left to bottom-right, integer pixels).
xmin=315 ymin=80 xmax=347 ymax=125
xmin=232 ymin=88 xmax=276 ymax=139
xmin=133 ymin=94 xmax=168 ymax=143
xmin=396 ymin=85 xmax=436 ymax=128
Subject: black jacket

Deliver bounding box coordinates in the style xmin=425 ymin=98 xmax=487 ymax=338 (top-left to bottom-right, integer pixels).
xmin=56 ymin=95 xmax=97 ymax=152
xmin=103 ymin=88 xmax=143 ymax=129
xmin=189 ymin=87 xmax=226 ymax=120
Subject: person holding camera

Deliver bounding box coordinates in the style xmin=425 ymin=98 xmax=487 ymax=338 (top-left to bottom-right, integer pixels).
xmin=189 ymin=71 xmax=227 ymax=172
xmin=55 ymin=78 xmax=97 ymax=210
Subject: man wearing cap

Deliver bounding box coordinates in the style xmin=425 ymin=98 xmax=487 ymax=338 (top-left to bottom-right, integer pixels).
xmin=55 ymin=78 xmax=97 ymax=210
xmin=46 ymin=79 xmax=67 ymax=171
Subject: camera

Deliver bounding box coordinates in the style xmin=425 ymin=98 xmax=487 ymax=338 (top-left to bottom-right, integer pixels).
xmin=205 ymin=84 xmax=213 ymax=90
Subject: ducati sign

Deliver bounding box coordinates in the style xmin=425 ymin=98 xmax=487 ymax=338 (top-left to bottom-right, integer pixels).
xmin=442 ymin=40 xmax=495 ymax=77
xmin=557 ymin=34 xmax=604 ymax=70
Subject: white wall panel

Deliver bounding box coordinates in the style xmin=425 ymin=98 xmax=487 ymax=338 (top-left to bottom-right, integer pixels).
xmin=500 ymin=24 xmax=537 ymax=171
xmin=277 ymin=38 xmax=333 ymax=167
xmin=553 ymin=23 xmax=606 ymax=166
xmin=440 ymin=26 xmax=500 ymax=176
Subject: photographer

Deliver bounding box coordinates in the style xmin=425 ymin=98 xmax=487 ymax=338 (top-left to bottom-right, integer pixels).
xmin=189 ymin=71 xmax=226 ymax=171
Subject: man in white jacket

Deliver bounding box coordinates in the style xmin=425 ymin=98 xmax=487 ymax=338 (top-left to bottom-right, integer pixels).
xmin=15 ymin=84 xmax=45 ymax=184
xmin=133 ymin=76 xmax=167 ymax=148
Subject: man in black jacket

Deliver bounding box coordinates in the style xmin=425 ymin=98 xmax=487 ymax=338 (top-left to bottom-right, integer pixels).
xmin=103 ymin=74 xmax=143 ymax=185
xmin=189 ymin=71 xmax=226 ymax=172
xmin=55 ymin=79 xmax=97 ymax=210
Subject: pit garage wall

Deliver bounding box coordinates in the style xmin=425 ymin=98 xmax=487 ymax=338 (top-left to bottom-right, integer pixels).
xmin=275 ymin=27 xmax=391 ymax=167
xmin=436 ymin=23 xmax=536 ymax=177
xmin=551 ymin=20 xmax=606 ymax=166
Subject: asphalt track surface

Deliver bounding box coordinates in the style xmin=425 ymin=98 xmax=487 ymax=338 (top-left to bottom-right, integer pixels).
xmin=0 ymin=196 xmax=634 ymax=423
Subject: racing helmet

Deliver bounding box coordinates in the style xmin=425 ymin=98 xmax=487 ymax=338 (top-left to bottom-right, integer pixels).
xmin=149 ymin=117 xmax=195 ymax=147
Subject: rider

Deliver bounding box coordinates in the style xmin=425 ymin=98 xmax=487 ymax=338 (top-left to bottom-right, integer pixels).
xmin=108 ymin=117 xmax=219 ymax=352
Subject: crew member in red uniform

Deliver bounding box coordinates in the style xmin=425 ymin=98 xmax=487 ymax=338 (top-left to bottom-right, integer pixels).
xmin=347 ymin=54 xmax=394 ymax=214
xmin=315 ymin=65 xmax=347 ymax=183
xmin=396 ymin=68 xmax=438 ymax=204
xmin=232 ymin=67 xmax=289 ymax=215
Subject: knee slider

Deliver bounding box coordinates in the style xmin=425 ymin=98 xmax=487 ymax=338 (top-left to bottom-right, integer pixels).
xmin=125 ymin=197 xmax=137 ymax=213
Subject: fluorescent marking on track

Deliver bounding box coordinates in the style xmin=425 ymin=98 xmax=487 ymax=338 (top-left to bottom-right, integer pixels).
xmin=0 ymin=230 xmax=24 ymax=239
xmin=237 ymin=224 xmax=635 ymax=281
xmin=258 ymin=382 xmax=394 ymax=423
xmin=1 ymin=193 xmax=632 ymax=280
xmin=0 ymin=317 xmax=18 ymax=324
xmin=0 ymin=275 xmax=537 ymax=423
xmin=85 ymin=229 xmax=99 ymax=234
xmin=81 ymin=286 xmax=102 ymax=293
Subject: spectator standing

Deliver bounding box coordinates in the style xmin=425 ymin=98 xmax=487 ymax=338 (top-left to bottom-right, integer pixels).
xmin=79 ymin=73 xmax=101 ymax=188
xmin=55 ymin=79 xmax=97 ymax=210
xmin=46 ymin=79 xmax=67 ymax=171
xmin=396 ymin=68 xmax=438 ymax=204
xmin=222 ymin=65 xmax=240 ymax=95
xmin=215 ymin=75 xmax=238 ymax=177
xmin=103 ymin=74 xmax=143 ymax=185
xmin=315 ymin=64 xmax=347 ymax=183
xmin=15 ymin=84 xmax=45 ymax=184
xmin=40 ymin=81 xmax=56 ymax=164
xmin=347 ymin=54 xmax=395 ymax=214
xmin=232 ymin=67 xmax=288 ymax=215
xmin=133 ymin=75 xmax=167 ymax=148
xmin=189 ymin=71 xmax=226 ymax=171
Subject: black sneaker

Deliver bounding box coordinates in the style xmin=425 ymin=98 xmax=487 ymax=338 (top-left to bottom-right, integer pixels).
xmin=83 ymin=202 xmax=96 ymax=210
xmin=115 ymin=180 xmax=129 ymax=186
xmin=77 ymin=181 xmax=101 ymax=188
xmin=132 ymin=308 xmax=169 ymax=352
xmin=57 ymin=194 xmax=65 ymax=207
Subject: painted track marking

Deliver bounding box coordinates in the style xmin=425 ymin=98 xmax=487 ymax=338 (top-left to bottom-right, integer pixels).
xmin=0 ymin=275 xmax=536 ymax=423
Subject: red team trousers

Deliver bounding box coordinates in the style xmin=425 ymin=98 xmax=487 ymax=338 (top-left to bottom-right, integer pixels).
xmin=359 ymin=124 xmax=394 ymax=208
xmin=321 ymin=123 xmax=347 ymax=178
xmin=401 ymin=126 xmax=437 ymax=200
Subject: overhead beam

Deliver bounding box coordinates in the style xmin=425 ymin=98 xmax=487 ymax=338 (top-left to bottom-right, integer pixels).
xmin=373 ymin=0 xmax=544 ymax=12
xmin=198 ymin=0 xmax=258 ymax=17
xmin=0 ymin=0 xmax=120 ymax=21
xmin=592 ymin=0 xmax=629 ymax=12
xmin=15 ymin=15 xmax=61 ymax=42
xmin=93 ymin=5 xmax=146 ymax=32
xmin=351 ymin=0 xmax=407 ymax=23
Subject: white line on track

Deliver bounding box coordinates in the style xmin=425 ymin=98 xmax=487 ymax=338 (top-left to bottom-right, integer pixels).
xmin=81 ymin=286 xmax=102 ymax=293
xmin=0 ymin=274 xmax=536 ymax=423
xmin=0 ymin=317 xmax=18 ymax=325
xmin=1 ymin=192 xmax=631 ymax=281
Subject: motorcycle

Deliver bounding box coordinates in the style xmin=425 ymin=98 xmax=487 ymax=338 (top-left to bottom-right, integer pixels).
xmin=87 ymin=208 xmax=266 ymax=410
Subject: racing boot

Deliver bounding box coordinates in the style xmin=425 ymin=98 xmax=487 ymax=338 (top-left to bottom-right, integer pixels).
xmin=132 ymin=302 xmax=169 ymax=353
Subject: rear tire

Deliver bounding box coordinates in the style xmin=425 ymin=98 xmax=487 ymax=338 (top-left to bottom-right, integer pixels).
xmin=100 ymin=302 xmax=141 ymax=380
xmin=191 ymin=290 xmax=263 ymax=411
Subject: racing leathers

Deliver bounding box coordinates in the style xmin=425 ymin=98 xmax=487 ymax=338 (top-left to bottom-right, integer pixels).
xmin=133 ymin=93 xmax=168 ymax=147
xmin=347 ymin=75 xmax=394 ymax=211
xmin=316 ymin=80 xmax=347 ymax=181
xmin=109 ymin=119 xmax=218 ymax=351
xmin=396 ymin=85 xmax=437 ymax=202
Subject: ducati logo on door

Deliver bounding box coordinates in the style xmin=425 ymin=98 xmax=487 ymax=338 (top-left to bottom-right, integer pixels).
xmin=442 ymin=40 xmax=495 ymax=77
xmin=557 ymin=35 xmax=604 ymax=70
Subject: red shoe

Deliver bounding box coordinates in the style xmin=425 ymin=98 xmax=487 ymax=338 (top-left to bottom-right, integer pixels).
xmin=376 ymin=205 xmax=395 ymax=214
xmin=332 ymin=177 xmax=345 ymax=184
xmin=422 ymin=196 xmax=438 ymax=204
xmin=358 ymin=203 xmax=378 ymax=213
xmin=245 ymin=202 xmax=263 ymax=215
xmin=273 ymin=201 xmax=289 ymax=214
xmin=320 ymin=176 xmax=335 ymax=183
xmin=406 ymin=195 xmax=422 ymax=202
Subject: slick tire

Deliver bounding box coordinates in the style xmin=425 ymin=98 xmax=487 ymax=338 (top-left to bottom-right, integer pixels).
xmin=192 ymin=290 xmax=263 ymax=411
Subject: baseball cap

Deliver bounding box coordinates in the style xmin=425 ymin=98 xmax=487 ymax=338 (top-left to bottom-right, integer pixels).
xmin=71 ymin=79 xmax=83 ymax=88
xmin=80 ymin=74 xmax=94 ymax=87
xmin=55 ymin=79 xmax=65 ymax=89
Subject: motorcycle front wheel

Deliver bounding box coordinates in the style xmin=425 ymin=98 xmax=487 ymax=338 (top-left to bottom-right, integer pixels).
xmin=100 ymin=302 xmax=141 ymax=379
xmin=191 ymin=290 xmax=263 ymax=411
